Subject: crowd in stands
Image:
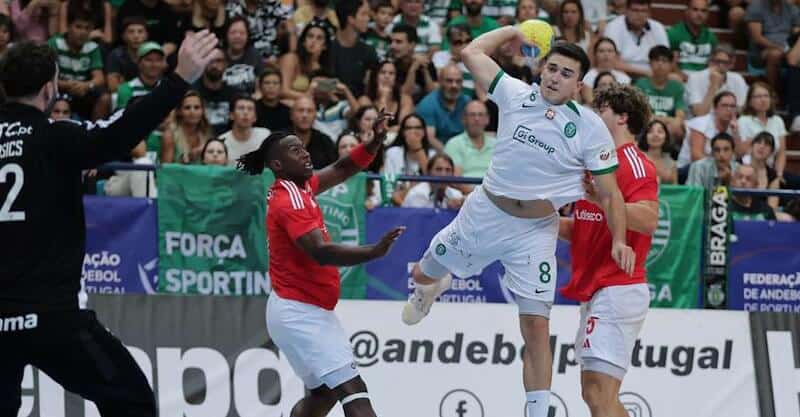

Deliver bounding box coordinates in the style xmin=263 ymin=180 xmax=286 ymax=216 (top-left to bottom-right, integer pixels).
xmin=2 ymin=0 xmax=799 ymax=220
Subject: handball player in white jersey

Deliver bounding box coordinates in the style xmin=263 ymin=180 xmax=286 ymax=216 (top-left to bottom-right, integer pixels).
xmin=401 ymin=28 xmax=636 ymax=417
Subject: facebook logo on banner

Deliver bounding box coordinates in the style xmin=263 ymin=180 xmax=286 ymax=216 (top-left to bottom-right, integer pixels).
xmin=439 ymin=389 xmax=484 ymax=417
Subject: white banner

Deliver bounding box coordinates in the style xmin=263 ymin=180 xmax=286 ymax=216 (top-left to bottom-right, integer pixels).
xmin=331 ymin=300 xmax=758 ymax=417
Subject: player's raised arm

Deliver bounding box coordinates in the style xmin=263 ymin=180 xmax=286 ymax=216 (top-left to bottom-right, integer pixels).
xmin=461 ymin=27 xmax=522 ymax=93
xmin=592 ymin=172 xmax=635 ymax=275
xmin=70 ymin=30 xmax=222 ymax=169
xmin=313 ymin=110 xmax=392 ymax=194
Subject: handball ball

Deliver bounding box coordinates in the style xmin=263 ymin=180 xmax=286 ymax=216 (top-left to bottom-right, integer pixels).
xmin=518 ymin=19 xmax=554 ymax=58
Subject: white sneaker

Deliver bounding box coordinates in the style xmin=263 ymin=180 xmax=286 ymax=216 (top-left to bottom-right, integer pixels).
xmin=401 ymin=274 xmax=452 ymax=325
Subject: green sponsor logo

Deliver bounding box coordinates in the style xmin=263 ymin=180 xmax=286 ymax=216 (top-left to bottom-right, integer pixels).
xmin=707 ymin=283 xmax=725 ymax=307
xmin=564 ymin=121 xmax=577 ymax=138
xmin=435 ymin=243 xmax=446 ymax=256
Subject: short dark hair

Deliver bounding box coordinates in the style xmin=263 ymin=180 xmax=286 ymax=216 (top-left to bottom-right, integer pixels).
xmin=648 ymin=45 xmax=672 ymax=61
xmin=752 ymin=131 xmax=775 ymax=151
xmin=710 ymin=132 xmax=735 ymax=149
xmin=373 ymin=0 xmax=394 ymax=11
xmin=237 ymin=130 xmax=295 ymax=175
xmin=0 ymin=42 xmax=57 ymax=98
xmin=592 ymin=83 xmax=652 ymax=135
xmin=447 ymin=23 xmax=472 ymax=40
xmin=336 ymin=0 xmax=364 ymax=30
xmin=392 ymin=23 xmax=419 ymax=44
xmin=201 ymin=138 xmax=229 ymax=160
xmin=543 ymin=42 xmax=591 ymax=79
xmin=120 ymin=16 xmax=148 ymax=33
xmin=627 ymin=0 xmax=651 ymax=7
xmin=259 ymin=66 xmax=282 ymax=84
xmin=593 ymin=37 xmax=618 ymax=56
xmin=713 ymin=90 xmax=737 ymax=107
xmin=67 ymin=8 xmax=95 ymax=26
xmin=638 ymin=119 xmax=673 ymax=154
xmin=230 ymin=94 xmax=257 ymax=111
xmin=593 ymin=70 xmax=615 ymax=89
xmin=426 ymin=152 xmax=454 ymax=172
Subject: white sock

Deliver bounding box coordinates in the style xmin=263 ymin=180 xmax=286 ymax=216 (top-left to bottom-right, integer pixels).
xmin=525 ymin=390 xmax=550 ymax=417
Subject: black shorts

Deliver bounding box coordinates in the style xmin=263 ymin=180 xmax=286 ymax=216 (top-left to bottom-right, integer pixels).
xmin=0 ymin=310 xmax=155 ymax=416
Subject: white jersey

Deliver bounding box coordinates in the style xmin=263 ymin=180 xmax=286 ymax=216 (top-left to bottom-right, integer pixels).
xmin=484 ymin=71 xmax=618 ymax=208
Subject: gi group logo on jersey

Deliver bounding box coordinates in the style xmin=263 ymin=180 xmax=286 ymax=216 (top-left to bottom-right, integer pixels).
xmin=318 ymin=183 xmax=361 ymax=281
xmin=646 ymin=199 xmax=671 ymax=268
xmin=564 ymin=122 xmax=577 ymax=138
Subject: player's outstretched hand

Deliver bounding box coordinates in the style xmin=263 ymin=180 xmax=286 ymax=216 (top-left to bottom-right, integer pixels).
xmin=611 ymin=240 xmax=635 ymax=276
xmin=174 ymin=30 xmax=223 ymax=84
xmin=370 ymin=226 xmax=406 ymax=259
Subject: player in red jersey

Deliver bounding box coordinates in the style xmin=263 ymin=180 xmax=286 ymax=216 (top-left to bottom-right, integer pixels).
xmin=237 ymin=115 xmax=404 ymax=417
xmin=559 ymin=85 xmax=659 ymax=417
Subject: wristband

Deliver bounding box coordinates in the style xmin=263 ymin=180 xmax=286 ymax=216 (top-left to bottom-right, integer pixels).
xmin=350 ymin=143 xmax=376 ymax=168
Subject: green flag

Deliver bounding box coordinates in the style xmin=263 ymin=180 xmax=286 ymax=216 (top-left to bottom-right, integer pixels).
xmin=647 ymin=185 xmax=705 ymax=308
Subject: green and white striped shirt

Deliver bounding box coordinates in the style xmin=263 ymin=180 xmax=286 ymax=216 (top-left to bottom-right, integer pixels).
xmin=48 ymin=35 xmax=103 ymax=82
xmin=389 ymin=15 xmax=442 ymax=54
xmin=116 ymin=78 xmax=157 ymax=110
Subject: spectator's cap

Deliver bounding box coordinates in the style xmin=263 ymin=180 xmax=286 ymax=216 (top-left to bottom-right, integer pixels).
xmin=137 ymin=42 xmax=165 ymax=60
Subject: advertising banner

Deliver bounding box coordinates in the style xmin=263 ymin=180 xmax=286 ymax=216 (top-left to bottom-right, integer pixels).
xmin=82 ymin=196 xmax=159 ymax=295
xmin=748 ymin=311 xmax=800 ymax=417
xmin=728 ymin=221 xmax=800 ymax=312
xmin=20 ymin=297 xmax=759 ymax=417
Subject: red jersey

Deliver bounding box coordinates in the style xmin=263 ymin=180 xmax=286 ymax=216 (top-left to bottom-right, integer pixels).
xmin=560 ymin=143 xmax=658 ymax=302
xmin=267 ymin=175 xmax=340 ymax=310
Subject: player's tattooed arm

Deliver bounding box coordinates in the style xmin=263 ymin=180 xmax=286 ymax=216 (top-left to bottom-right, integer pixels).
xmin=295 ymin=226 xmax=405 ymax=266
xmin=314 ymin=110 xmax=393 ymax=194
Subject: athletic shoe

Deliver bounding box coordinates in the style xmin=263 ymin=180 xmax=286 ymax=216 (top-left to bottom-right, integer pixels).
xmin=401 ymin=274 xmax=452 ymax=325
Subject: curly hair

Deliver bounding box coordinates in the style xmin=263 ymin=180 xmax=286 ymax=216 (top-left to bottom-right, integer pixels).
xmin=592 ymin=83 xmax=652 ymax=135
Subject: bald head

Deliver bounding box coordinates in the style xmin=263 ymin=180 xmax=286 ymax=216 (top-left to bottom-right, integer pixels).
xmin=440 ymin=64 xmax=464 ymax=102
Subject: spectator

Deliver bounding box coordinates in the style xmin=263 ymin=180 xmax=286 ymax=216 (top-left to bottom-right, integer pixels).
xmin=328 ymin=0 xmax=379 ymax=98
xmin=223 ymin=16 xmax=266 ymax=96
xmin=444 ymin=0 xmax=500 ymax=50
xmin=737 ymin=81 xmax=787 ymax=177
xmin=220 ymin=96 xmax=271 ymax=166
xmin=106 ymin=17 xmax=148 ymax=93
xmin=9 ymin=0 xmax=54 ymax=43
xmin=603 ymin=0 xmax=669 ymax=77
xmin=580 ymin=37 xmax=631 ymax=104
xmin=162 ymin=91 xmax=215 ymax=164
xmin=0 ymin=15 xmax=11 ymax=57
xmin=635 ymin=45 xmax=687 ymax=139
xmin=639 ymin=119 xmax=677 ymax=183
xmin=193 ymin=49 xmax=237 ymax=135
xmin=687 ymin=132 xmax=739 ymax=189
xmin=553 ymin=0 xmax=593 ymax=54
xmin=293 ymin=0 xmax=338 ymax=41
xmin=358 ymin=60 xmax=414 ymax=131
xmin=745 ymin=0 xmax=800 ymax=96
xmin=189 ymin=0 xmax=227 ymax=41
xmin=104 ymin=140 xmax=158 ymax=198
xmin=290 ymin=95 xmax=338 ymax=169
xmin=115 ymin=0 xmax=181 ymax=56
xmin=225 ymin=0 xmax=292 ymax=64
xmin=348 ymin=105 xmax=380 ymax=144
xmin=516 ymin=0 xmax=547 ymax=24
xmin=336 ymin=130 xmax=383 ymax=208
xmin=593 ymin=71 xmax=619 ymax=91
xmin=58 ymin=0 xmax=112 ymax=45
xmin=115 ymin=42 xmax=167 ymax=110
xmin=389 ymin=0 xmax=442 ymax=54
xmin=668 ymin=0 xmax=718 ymax=78
xmin=426 ymin=0 xmax=462 ymax=26
xmin=607 ymin=0 xmax=628 ymax=21
xmin=255 ymin=68 xmax=291 ymax=131
xmin=310 ymin=75 xmax=359 ymax=140
xmin=49 ymin=95 xmax=73 ymax=121
xmin=686 ymin=44 xmax=748 ymax=116
xmin=384 ymin=113 xmax=435 ymax=176
xmin=202 ymin=138 xmax=229 ymax=165
xmin=390 ymin=24 xmax=438 ymax=101
xmin=49 ymin=9 xmax=110 ymax=121
xmin=787 ymin=33 xmax=800 ymax=131
xmin=729 ymin=164 xmax=777 ymax=220
xmin=724 ymin=0 xmax=748 ymax=36
xmin=747 ymin=131 xmax=782 ymax=208
xmin=484 ymin=0 xmax=517 ymax=26
xmin=280 ymin=21 xmax=330 ymax=100
xmin=444 ymin=100 xmax=495 ymax=180
xmin=678 ymin=91 xmax=740 ymax=169
xmin=583 ymin=0 xmax=609 ymax=32
xmin=433 ymin=25 xmax=479 ymax=99
xmin=384 ymin=113 xmax=436 ymax=205
xmin=401 ymin=153 xmax=465 ymax=209
xmin=416 ymin=64 xmax=469 ymax=146
xmin=363 ymin=0 xmax=394 ymax=60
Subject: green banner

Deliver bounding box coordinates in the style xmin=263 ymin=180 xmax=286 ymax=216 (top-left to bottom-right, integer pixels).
xmin=647 ymin=185 xmax=705 ymax=308
xmin=156 ymin=164 xmax=368 ymax=296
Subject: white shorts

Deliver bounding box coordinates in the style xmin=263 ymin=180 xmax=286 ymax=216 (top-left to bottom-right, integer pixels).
xmin=574 ymin=284 xmax=650 ymax=380
xmin=425 ymin=186 xmax=559 ymax=304
xmin=266 ymin=292 xmax=358 ymax=389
